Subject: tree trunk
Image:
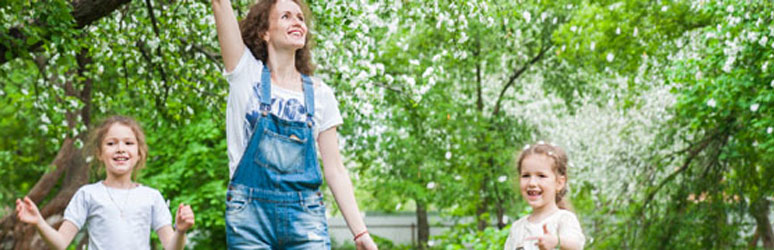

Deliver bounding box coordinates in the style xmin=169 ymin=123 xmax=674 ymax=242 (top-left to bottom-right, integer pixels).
xmin=476 ymin=185 xmax=489 ymax=231
xmin=751 ymin=199 xmax=774 ymax=249
xmin=416 ymin=201 xmax=429 ymax=250
xmin=0 ymin=48 xmax=93 ymax=249
xmin=0 ymin=139 xmax=90 ymax=249
xmin=496 ymin=197 xmax=506 ymax=229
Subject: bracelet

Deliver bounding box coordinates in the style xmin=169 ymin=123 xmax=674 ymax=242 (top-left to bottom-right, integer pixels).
xmin=353 ymin=230 xmax=369 ymax=241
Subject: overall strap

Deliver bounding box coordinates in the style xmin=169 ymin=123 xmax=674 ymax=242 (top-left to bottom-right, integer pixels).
xmin=302 ymin=75 xmax=314 ymax=127
xmin=260 ymin=64 xmax=272 ymax=116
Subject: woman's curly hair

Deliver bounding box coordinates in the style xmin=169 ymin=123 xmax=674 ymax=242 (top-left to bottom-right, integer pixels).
xmin=239 ymin=0 xmax=316 ymax=75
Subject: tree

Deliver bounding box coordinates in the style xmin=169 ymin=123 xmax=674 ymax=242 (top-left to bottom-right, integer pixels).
xmin=553 ymin=0 xmax=774 ymax=248
xmin=0 ymin=0 xmax=227 ymax=248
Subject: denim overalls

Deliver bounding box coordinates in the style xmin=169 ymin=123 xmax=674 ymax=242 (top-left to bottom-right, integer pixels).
xmin=225 ymin=65 xmax=330 ymax=249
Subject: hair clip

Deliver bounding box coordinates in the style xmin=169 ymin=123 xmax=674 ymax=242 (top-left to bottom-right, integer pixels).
xmin=547 ymin=151 xmax=555 ymax=156
xmin=537 ymin=140 xmax=545 ymax=145
xmin=523 ymin=144 xmax=531 ymax=150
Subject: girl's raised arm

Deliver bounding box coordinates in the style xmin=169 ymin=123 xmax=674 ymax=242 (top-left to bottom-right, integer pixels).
xmin=15 ymin=197 xmax=78 ymax=250
xmin=211 ymin=0 xmax=247 ymax=72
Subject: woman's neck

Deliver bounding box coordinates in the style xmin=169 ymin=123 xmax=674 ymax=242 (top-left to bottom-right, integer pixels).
xmin=528 ymin=203 xmax=560 ymax=223
xmin=267 ymin=45 xmax=301 ymax=89
xmin=103 ymin=175 xmax=135 ymax=189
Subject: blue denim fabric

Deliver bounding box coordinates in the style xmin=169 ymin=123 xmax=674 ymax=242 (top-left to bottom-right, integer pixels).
xmin=225 ymin=65 xmax=330 ymax=249
xmin=225 ymin=184 xmax=329 ymax=249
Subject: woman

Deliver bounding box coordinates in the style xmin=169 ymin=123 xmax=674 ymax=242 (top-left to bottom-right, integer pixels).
xmin=211 ymin=0 xmax=377 ymax=249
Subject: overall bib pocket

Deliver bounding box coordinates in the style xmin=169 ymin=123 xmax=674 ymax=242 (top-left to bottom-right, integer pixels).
xmin=255 ymin=129 xmax=307 ymax=174
xmin=225 ymin=189 xmax=249 ymax=215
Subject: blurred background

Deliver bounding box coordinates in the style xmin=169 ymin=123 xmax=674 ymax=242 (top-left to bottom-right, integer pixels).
xmin=1 ymin=0 xmax=773 ymax=249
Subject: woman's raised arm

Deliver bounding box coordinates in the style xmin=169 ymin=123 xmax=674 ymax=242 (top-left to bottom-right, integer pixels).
xmin=211 ymin=0 xmax=247 ymax=72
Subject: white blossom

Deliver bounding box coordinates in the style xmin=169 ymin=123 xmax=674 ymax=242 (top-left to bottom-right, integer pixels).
xmin=590 ymin=42 xmax=596 ymax=51
xmin=606 ymin=53 xmax=615 ymax=62
xmin=445 ymin=151 xmax=452 ymax=160
xmin=427 ymin=182 xmax=436 ymax=189
xmin=750 ymin=103 xmax=759 ymax=112
xmin=497 ymin=175 xmax=507 ymax=183
xmin=523 ymin=11 xmax=531 ymax=23
xmin=41 ymin=113 xmax=50 ymax=124
xmin=707 ymin=99 xmax=717 ymax=108
xmin=767 ymin=127 xmax=773 ymax=134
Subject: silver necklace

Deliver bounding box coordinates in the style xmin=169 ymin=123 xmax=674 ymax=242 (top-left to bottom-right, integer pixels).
xmin=103 ymin=181 xmax=132 ymax=219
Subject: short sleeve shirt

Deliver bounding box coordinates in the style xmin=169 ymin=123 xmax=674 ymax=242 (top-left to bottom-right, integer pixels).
xmin=504 ymin=210 xmax=586 ymax=250
xmin=224 ymin=47 xmax=344 ymax=178
xmin=63 ymin=181 xmax=172 ymax=250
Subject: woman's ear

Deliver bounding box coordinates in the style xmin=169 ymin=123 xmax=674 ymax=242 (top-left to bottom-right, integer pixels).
xmin=261 ymin=32 xmax=269 ymax=43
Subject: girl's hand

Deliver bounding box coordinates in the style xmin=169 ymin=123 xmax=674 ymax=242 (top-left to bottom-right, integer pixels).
xmin=525 ymin=224 xmax=559 ymax=250
xmin=355 ymin=233 xmax=378 ymax=250
xmin=15 ymin=196 xmax=43 ymax=225
xmin=174 ymin=203 xmax=195 ymax=232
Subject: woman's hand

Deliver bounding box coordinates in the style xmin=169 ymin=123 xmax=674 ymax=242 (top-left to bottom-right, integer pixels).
xmin=174 ymin=203 xmax=195 ymax=232
xmin=355 ymin=233 xmax=378 ymax=250
xmin=16 ymin=196 xmax=43 ymax=225
xmin=525 ymin=224 xmax=559 ymax=250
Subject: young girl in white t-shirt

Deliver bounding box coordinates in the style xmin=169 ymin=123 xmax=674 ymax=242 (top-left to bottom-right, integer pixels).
xmin=15 ymin=116 xmax=195 ymax=250
xmin=504 ymin=142 xmax=585 ymax=250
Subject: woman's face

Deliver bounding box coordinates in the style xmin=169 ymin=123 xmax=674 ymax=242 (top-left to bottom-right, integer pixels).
xmin=264 ymin=0 xmax=307 ymax=51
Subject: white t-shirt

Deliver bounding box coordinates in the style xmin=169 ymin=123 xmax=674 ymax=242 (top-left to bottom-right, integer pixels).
xmin=63 ymin=181 xmax=172 ymax=250
xmin=504 ymin=210 xmax=585 ymax=250
xmin=225 ymin=48 xmax=344 ymax=178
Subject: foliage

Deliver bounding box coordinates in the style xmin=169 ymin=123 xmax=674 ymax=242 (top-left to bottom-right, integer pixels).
xmin=2 ymin=0 xmax=774 ymax=249
xmin=434 ymin=223 xmax=510 ymax=250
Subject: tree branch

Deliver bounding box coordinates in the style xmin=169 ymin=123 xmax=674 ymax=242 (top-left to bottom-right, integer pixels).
xmin=491 ymin=44 xmax=552 ymax=116
xmin=0 ymin=0 xmax=131 ymax=64
xmin=178 ymin=38 xmax=223 ymax=71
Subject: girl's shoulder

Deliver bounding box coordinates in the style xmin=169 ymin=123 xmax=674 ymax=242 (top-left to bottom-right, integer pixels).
xmin=133 ymin=184 xmax=164 ymax=196
xmin=75 ymin=181 xmax=107 ymax=193
xmin=554 ymin=209 xmax=582 ymax=226
xmin=556 ymin=209 xmax=579 ymax=219
xmin=509 ymin=215 xmax=531 ymax=229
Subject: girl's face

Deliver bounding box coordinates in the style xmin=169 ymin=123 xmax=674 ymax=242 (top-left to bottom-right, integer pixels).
xmin=99 ymin=123 xmax=139 ymax=178
xmin=519 ymin=154 xmax=565 ymax=211
xmin=264 ymin=0 xmax=307 ymax=51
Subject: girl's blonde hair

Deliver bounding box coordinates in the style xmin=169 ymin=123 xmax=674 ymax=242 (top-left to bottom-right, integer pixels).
xmin=87 ymin=116 xmax=148 ymax=180
xmin=517 ymin=142 xmax=573 ymax=210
